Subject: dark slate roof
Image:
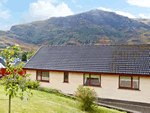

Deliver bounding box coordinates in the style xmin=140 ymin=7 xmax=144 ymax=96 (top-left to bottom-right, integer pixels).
xmin=24 ymin=45 xmax=150 ymax=75
xmin=0 ymin=58 xmax=5 ymax=66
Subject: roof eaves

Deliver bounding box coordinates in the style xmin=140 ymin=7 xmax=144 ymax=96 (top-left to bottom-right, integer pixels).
xmin=23 ymin=67 xmax=150 ymax=76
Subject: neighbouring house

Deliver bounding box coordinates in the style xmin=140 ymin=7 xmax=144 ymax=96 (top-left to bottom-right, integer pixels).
xmin=0 ymin=58 xmax=5 ymax=68
xmin=24 ymin=45 xmax=150 ymax=104
xmin=0 ymin=58 xmax=5 ymax=78
xmin=13 ymin=57 xmax=21 ymax=65
xmin=0 ymin=59 xmax=26 ymax=79
xmin=3 ymin=57 xmax=21 ymax=66
xmin=14 ymin=61 xmax=27 ymax=67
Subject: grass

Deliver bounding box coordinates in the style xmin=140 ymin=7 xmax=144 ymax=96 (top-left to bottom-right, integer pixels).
xmin=0 ymin=85 xmax=125 ymax=113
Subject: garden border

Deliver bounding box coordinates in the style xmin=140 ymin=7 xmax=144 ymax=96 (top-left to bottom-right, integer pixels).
xmin=58 ymin=90 xmax=141 ymax=113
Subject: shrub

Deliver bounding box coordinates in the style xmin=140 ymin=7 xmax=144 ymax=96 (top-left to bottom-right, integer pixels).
xmin=73 ymin=85 xmax=98 ymax=111
xmin=37 ymin=87 xmax=59 ymax=94
xmin=0 ymin=80 xmax=2 ymax=85
xmin=26 ymin=79 xmax=40 ymax=89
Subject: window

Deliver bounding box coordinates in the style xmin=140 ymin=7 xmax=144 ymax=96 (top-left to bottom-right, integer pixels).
xmin=119 ymin=76 xmax=139 ymax=90
xmin=84 ymin=74 xmax=101 ymax=87
xmin=36 ymin=71 xmax=49 ymax=82
xmin=64 ymin=72 xmax=69 ymax=83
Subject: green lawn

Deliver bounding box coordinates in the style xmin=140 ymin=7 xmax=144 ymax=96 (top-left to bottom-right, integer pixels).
xmin=0 ymin=85 xmax=125 ymax=113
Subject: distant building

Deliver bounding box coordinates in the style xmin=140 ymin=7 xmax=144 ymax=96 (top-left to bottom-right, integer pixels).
xmin=2 ymin=57 xmax=21 ymax=66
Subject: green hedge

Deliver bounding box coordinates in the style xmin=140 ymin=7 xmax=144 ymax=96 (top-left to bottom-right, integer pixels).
xmin=35 ymin=87 xmax=75 ymax=100
xmin=36 ymin=87 xmax=58 ymax=94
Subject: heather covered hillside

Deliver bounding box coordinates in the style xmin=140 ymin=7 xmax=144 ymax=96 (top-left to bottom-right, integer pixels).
xmin=1 ymin=9 xmax=150 ymax=48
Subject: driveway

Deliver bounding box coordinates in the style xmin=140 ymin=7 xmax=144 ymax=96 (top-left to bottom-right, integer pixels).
xmin=65 ymin=93 xmax=150 ymax=113
xmin=98 ymin=98 xmax=150 ymax=113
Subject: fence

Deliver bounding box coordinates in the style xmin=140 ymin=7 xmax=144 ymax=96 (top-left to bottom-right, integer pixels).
xmin=0 ymin=68 xmax=26 ymax=79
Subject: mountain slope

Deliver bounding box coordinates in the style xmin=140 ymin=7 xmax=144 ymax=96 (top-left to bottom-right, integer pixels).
xmin=4 ymin=9 xmax=150 ymax=46
xmin=0 ymin=31 xmax=39 ymax=54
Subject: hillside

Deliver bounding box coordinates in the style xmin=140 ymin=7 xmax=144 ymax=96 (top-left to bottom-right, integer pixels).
xmin=0 ymin=31 xmax=39 ymax=54
xmin=136 ymin=18 xmax=150 ymax=26
xmin=2 ymin=9 xmax=150 ymax=46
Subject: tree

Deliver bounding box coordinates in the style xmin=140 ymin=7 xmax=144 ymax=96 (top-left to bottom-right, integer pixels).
xmin=27 ymin=51 xmax=36 ymax=60
xmin=1 ymin=45 xmax=33 ymax=113
xmin=22 ymin=52 xmax=27 ymax=61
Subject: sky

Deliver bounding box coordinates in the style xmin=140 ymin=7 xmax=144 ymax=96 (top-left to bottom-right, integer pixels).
xmin=0 ymin=0 xmax=150 ymax=31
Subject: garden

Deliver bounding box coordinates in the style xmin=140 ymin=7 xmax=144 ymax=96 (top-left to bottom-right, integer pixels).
xmin=0 ymin=45 xmax=126 ymax=113
xmin=0 ymin=83 xmax=126 ymax=113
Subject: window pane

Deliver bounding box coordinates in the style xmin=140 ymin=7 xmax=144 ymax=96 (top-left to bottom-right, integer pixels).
xmin=64 ymin=73 xmax=68 ymax=82
xmin=37 ymin=71 xmax=41 ymax=80
xmin=42 ymin=71 xmax=49 ymax=81
xmin=84 ymin=74 xmax=89 ymax=85
xmin=120 ymin=76 xmax=131 ymax=88
xmin=133 ymin=77 xmax=139 ymax=89
xmin=91 ymin=75 xmax=100 ymax=86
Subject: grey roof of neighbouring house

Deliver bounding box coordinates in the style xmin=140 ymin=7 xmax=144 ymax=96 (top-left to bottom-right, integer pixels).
xmin=0 ymin=58 xmax=5 ymax=66
xmin=14 ymin=61 xmax=27 ymax=67
xmin=24 ymin=45 xmax=150 ymax=75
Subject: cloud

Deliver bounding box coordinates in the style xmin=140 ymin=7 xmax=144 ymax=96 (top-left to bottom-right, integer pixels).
xmin=3 ymin=0 xmax=8 ymax=3
xmin=29 ymin=1 xmax=73 ymax=18
xmin=76 ymin=5 xmax=82 ymax=8
xmin=0 ymin=3 xmax=2 ymax=8
xmin=22 ymin=0 xmax=74 ymax=23
xmin=115 ymin=11 xmax=136 ymax=18
xmin=2 ymin=23 xmax=17 ymax=31
xmin=139 ymin=14 xmax=150 ymax=18
xmin=0 ymin=2 xmax=12 ymax=30
xmin=126 ymin=0 xmax=150 ymax=7
xmin=98 ymin=7 xmax=112 ymax=12
xmin=45 ymin=0 xmax=58 ymax=3
xmin=0 ymin=3 xmax=11 ymax=20
xmin=0 ymin=10 xmax=11 ymax=20
xmin=98 ymin=7 xmax=136 ymax=18
xmin=71 ymin=0 xmax=82 ymax=8
xmin=71 ymin=0 xmax=76 ymax=3
xmin=3 ymin=25 xmax=11 ymax=30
